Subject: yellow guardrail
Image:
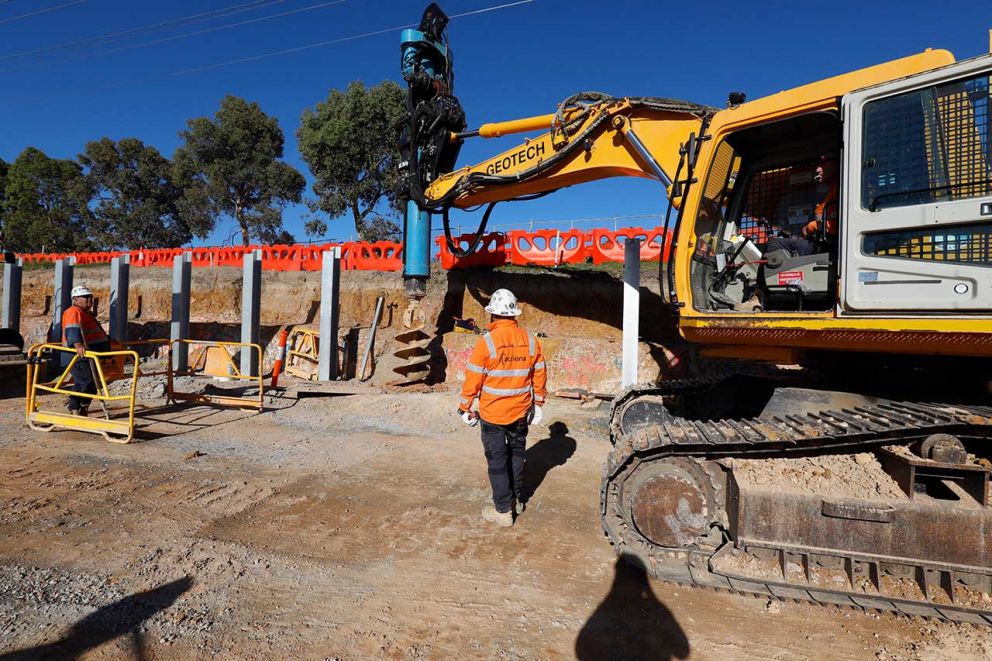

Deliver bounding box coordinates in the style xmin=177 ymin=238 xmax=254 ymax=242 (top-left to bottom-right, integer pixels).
xmin=25 ymin=343 xmax=140 ymax=444
xmin=168 ymin=339 xmax=265 ymax=410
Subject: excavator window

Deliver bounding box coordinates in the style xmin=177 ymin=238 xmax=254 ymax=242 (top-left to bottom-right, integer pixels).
xmin=691 ymin=111 xmax=841 ymax=313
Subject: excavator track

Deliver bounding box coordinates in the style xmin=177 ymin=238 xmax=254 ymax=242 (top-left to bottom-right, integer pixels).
xmin=601 ymin=390 xmax=992 ymax=625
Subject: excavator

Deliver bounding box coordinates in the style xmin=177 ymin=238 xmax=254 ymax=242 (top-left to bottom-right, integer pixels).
xmin=397 ymin=5 xmax=992 ymax=624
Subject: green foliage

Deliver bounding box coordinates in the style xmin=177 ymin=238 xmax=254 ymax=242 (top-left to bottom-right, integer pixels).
xmin=79 ymin=137 xmax=204 ymax=249
xmin=297 ymin=80 xmax=405 ymax=241
xmin=1 ymin=147 xmax=93 ymax=253
xmin=0 ymin=157 xmax=7 ymax=248
xmin=174 ymin=95 xmax=305 ymax=245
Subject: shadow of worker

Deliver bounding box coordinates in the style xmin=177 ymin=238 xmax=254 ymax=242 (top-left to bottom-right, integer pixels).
xmin=575 ymin=554 xmax=689 ymax=660
xmin=522 ymin=421 xmax=577 ymax=502
xmin=0 ymin=576 xmax=194 ymax=661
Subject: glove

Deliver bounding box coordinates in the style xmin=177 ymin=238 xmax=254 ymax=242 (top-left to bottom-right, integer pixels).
xmin=460 ymin=410 xmax=479 ymax=427
xmin=529 ymin=405 xmax=543 ymax=426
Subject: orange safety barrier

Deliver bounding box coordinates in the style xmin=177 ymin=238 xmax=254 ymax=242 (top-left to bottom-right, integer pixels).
xmin=16 ymin=227 xmax=679 ymax=273
xmin=589 ymin=227 xmax=669 ymax=264
xmin=507 ymin=228 xmax=588 ymax=266
xmin=436 ymin=232 xmax=508 ymax=269
xmin=344 ymin=241 xmax=403 ymax=271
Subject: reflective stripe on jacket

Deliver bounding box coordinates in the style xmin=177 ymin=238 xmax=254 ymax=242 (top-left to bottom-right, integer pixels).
xmin=62 ymin=305 xmax=109 ymax=347
xmin=460 ymin=318 xmax=547 ymax=425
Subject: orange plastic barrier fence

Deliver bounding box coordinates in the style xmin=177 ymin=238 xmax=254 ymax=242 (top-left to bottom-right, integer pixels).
xmin=507 ymin=229 xmax=588 ymax=267
xmin=589 ymin=228 xmax=669 ymax=264
xmin=343 ymin=241 xmax=403 ymax=271
xmin=435 ymin=232 xmax=508 ymax=269
xmin=16 ymin=227 xmax=670 ymax=272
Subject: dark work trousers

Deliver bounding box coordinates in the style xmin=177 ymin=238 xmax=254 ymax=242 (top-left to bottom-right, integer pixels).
xmin=479 ymin=416 xmax=529 ymax=514
xmin=67 ymin=357 xmax=98 ymax=412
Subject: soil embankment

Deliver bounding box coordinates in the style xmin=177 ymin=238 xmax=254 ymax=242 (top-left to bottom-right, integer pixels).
xmin=5 ymin=263 xmax=685 ymax=391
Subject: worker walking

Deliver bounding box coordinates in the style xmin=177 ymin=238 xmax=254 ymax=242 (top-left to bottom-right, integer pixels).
xmin=458 ymin=288 xmax=547 ymax=527
xmin=61 ymin=285 xmax=111 ymax=416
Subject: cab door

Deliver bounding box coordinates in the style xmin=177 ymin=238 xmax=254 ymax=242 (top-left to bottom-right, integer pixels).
xmin=842 ymin=54 xmax=992 ymax=312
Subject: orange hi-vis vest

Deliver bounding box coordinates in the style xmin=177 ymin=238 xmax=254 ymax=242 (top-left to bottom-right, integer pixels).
xmin=805 ymin=181 xmax=838 ymax=237
xmin=460 ymin=318 xmax=548 ymax=425
xmin=62 ymin=305 xmax=109 ymax=347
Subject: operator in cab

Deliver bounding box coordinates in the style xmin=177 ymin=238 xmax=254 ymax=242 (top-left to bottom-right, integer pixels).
xmin=766 ymin=156 xmax=839 ymax=256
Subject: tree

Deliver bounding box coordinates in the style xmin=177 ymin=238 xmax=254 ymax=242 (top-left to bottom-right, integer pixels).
xmin=0 ymin=157 xmax=7 ymax=248
xmin=174 ymin=95 xmax=305 ymax=245
xmin=1 ymin=147 xmax=92 ymax=253
xmin=297 ymin=80 xmax=406 ymax=241
xmin=79 ymin=138 xmax=205 ymax=249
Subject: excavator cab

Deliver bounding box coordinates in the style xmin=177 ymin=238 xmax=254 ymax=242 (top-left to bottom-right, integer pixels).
xmin=688 ymin=110 xmax=842 ymax=312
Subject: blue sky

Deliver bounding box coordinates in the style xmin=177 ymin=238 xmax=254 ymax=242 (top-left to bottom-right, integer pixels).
xmin=0 ymin=0 xmax=989 ymax=246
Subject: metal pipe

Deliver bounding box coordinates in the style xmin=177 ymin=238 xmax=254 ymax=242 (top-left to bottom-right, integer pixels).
xmin=622 ymin=238 xmax=641 ymax=388
xmin=318 ymin=247 xmax=341 ymax=382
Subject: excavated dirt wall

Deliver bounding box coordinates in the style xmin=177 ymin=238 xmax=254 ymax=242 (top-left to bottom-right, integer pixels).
xmin=2 ymin=263 xmax=685 ymax=390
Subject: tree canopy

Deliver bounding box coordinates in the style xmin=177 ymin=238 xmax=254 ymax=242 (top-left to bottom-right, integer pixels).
xmin=174 ymin=95 xmax=305 ymax=246
xmin=297 ymin=80 xmax=406 ymax=241
xmin=1 ymin=147 xmax=92 ymax=253
xmin=0 ymin=157 xmax=7 ymax=248
xmin=79 ymin=137 xmax=205 ymax=249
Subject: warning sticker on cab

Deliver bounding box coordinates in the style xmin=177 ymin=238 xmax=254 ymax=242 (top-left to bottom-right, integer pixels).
xmin=778 ymin=271 xmax=804 ymax=285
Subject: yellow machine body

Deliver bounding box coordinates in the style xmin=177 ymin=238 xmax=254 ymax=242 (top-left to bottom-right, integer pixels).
xmin=427 ymin=48 xmax=992 ymax=362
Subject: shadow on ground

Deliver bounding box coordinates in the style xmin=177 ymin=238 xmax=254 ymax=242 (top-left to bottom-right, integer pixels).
xmin=523 ymin=420 xmax=576 ymax=502
xmin=575 ymin=554 xmax=689 ymax=660
xmin=0 ymin=576 xmax=193 ymax=661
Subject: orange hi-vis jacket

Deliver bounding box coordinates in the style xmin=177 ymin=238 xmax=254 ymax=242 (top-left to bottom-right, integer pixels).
xmin=460 ymin=318 xmax=547 ymax=425
xmin=61 ymin=305 xmax=109 ymax=347
xmin=804 ymin=180 xmax=838 ymax=237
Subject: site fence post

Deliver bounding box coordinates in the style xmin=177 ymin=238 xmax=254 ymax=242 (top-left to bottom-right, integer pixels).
xmin=171 ymin=252 xmax=192 ymax=372
xmin=109 ymin=254 xmax=130 ymax=342
xmin=241 ymin=249 xmax=262 ymax=377
xmin=622 ymin=238 xmax=640 ymax=388
xmin=318 ymin=247 xmax=341 ymax=381
xmin=2 ymin=258 xmax=22 ymax=332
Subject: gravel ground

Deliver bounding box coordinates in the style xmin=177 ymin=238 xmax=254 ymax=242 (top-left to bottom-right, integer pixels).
xmin=1 ymin=380 xmax=990 ymax=659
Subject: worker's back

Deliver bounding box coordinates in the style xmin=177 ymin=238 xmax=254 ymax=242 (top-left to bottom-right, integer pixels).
xmin=462 ymin=318 xmax=546 ymax=425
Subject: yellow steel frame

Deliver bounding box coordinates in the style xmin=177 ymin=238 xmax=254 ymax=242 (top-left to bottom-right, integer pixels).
xmin=168 ymin=339 xmax=265 ymax=410
xmin=25 ymin=343 xmax=140 ymax=444
xmin=284 ymin=326 xmax=320 ymax=381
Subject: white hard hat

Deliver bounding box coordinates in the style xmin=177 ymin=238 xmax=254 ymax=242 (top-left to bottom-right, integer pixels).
xmin=71 ymin=285 xmax=93 ymax=298
xmin=485 ymin=288 xmax=522 ymax=317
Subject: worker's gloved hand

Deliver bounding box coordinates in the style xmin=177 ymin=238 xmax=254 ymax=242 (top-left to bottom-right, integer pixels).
xmin=459 ymin=410 xmax=479 ymax=427
xmin=529 ymin=405 xmax=543 ymax=426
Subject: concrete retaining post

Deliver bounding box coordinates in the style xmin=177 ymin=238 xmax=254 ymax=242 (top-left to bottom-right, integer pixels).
xmin=49 ymin=257 xmax=74 ymax=373
xmin=318 ymin=247 xmax=341 ymax=381
xmin=1 ymin=258 xmax=22 ymax=332
xmin=622 ymin=238 xmax=640 ymax=388
xmin=109 ymin=255 xmax=130 ymax=342
xmin=171 ymin=252 xmax=192 ymax=372
xmin=240 ymin=249 xmax=262 ymax=377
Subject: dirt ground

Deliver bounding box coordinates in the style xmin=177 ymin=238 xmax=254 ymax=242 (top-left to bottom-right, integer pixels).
xmin=1 ymin=377 xmax=990 ymax=660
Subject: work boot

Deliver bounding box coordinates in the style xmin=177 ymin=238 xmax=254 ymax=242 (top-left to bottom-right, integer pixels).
xmin=482 ymin=505 xmax=513 ymax=527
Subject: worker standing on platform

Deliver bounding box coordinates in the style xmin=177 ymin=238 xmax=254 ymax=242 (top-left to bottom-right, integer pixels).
xmin=62 ymin=285 xmax=111 ymax=416
xmin=458 ymin=288 xmax=547 ymax=527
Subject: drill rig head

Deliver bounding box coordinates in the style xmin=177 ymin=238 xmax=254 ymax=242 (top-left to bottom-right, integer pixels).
xmin=398 ymin=4 xmax=467 ymax=298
